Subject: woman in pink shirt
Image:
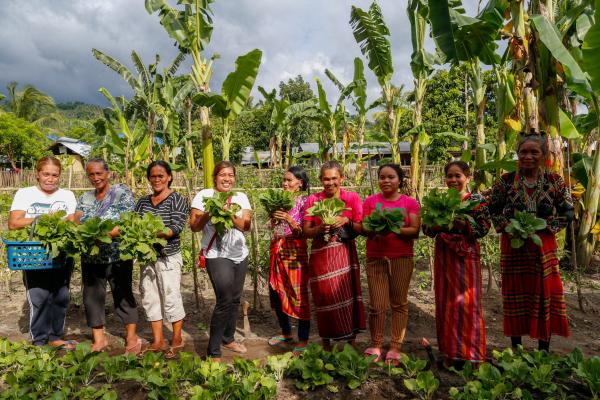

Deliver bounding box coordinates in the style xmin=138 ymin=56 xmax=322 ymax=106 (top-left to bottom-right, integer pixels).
xmin=303 ymin=161 xmax=366 ymax=350
xmin=362 ymin=164 xmax=421 ymax=365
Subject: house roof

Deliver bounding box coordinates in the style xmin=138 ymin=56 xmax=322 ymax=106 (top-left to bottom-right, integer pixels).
xmin=47 ymin=136 xmax=91 ymax=157
xmin=296 ymin=141 xmax=411 ymax=155
xmin=240 ymin=146 xmax=272 ymax=165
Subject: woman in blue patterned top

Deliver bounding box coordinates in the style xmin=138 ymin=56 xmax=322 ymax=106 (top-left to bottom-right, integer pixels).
xmin=74 ymin=158 xmax=142 ymax=354
xmin=135 ymin=160 xmax=190 ymax=359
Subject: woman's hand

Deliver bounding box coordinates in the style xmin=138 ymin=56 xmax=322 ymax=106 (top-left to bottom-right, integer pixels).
xmin=109 ymin=226 xmax=120 ymax=239
xmin=332 ymin=215 xmax=350 ymax=230
xmin=272 ymin=210 xmax=291 ymax=224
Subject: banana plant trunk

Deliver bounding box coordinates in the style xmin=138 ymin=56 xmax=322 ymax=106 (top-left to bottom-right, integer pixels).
xmin=199 ymin=105 xmax=214 ymax=189
xmin=355 ymin=115 xmax=366 ymax=185
xmin=576 ymin=98 xmax=600 ymax=268
xmin=277 ymin=132 xmax=283 ymax=168
xmin=410 ymin=79 xmax=425 ymax=194
xmin=221 ymin=119 xmax=231 ymax=161
xmin=475 ymin=99 xmax=487 ymax=191
xmin=330 ymin=118 xmax=338 ymax=161
xmin=285 ymin=130 xmax=291 ymax=169
xmin=496 ymin=124 xmax=507 ymax=179
xmin=147 ymin=113 xmax=156 ymax=160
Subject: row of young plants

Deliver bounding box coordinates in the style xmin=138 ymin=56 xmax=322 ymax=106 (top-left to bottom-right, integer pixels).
xmin=1 ymin=337 xmax=599 ymax=399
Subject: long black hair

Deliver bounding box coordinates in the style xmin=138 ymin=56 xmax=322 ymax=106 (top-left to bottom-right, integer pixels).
xmin=377 ymin=163 xmax=405 ymax=190
xmin=287 ymin=165 xmax=310 ymax=192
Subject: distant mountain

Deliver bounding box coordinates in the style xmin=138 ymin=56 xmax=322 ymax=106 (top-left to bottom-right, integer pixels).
xmin=57 ymin=101 xmax=104 ymax=120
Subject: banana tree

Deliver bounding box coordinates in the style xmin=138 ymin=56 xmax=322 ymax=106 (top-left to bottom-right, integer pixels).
xmin=192 ymin=49 xmax=262 ymax=161
xmin=92 ymin=49 xmax=186 ymax=159
xmin=428 ymin=0 xmax=506 ymax=189
xmin=326 ymin=58 xmax=382 ymax=183
xmin=350 ymin=2 xmax=404 ymax=165
xmin=98 ymin=88 xmax=150 ymax=189
xmin=311 ymin=78 xmax=347 ymax=162
xmin=146 ymin=0 xmax=216 ymax=187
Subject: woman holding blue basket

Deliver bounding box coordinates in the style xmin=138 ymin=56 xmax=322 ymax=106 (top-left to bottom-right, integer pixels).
xmin=7 ymin=156 xmax=78 ymax=349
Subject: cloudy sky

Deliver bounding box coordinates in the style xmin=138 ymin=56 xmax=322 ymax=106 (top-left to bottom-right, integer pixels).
xmin=0 ymin=0 xmax=477 ymax=107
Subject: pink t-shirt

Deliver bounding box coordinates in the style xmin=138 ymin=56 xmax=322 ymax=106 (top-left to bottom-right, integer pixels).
xmin=303 ymin=189 xmax=363 ymax=224
xmin=363 ymin=193 xmax=420 ymax=258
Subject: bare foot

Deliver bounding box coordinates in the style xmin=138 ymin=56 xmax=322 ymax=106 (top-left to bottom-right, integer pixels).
xmin=91 ymin=339 xmax=109 ymax=352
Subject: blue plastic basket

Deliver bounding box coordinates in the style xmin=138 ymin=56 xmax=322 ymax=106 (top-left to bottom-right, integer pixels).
xmin=3 ymin=240 xmax=62 ymax=270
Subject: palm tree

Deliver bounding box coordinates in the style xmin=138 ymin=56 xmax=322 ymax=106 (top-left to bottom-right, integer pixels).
xmin=4 ymin=82 xmax=62 ymax=126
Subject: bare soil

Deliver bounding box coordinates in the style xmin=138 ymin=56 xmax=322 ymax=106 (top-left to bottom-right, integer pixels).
xmin=1 ymin=258 xmax=599 ymax=399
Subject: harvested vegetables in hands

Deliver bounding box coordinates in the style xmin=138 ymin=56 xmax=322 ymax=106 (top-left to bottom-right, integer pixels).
xmin=306 ymin=197 xmax=348 ymax=241
xmin=117 ymin=212 xmax=168 ymax=265
xmin=74 ymin=217 xmax=116 ymax=256
xmin=202 ymin=191 xmax=241 ymax=236
xmin=33 ymin=211 xmax=79 ymax=258
xmin=259 ymin=189 xmax=296 ymax=214
xmin=362 ymin=204 xmax=406 ymax=234
xmin=505 ymin=210 xmax=547 ymax=248
xmin=420 ymin=188 xmax=478 ymax=230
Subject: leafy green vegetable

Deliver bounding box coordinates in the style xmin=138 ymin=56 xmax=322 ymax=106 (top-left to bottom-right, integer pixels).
xmin=505 ymin=210 xmax=547 ymax=248
xmin=420 ymin=188 xmax=478 ymax=230
xmin=2 ymin=228 xmax=31 ymax=242
xmin=202 ymin=191 xmax=241 ymax=236
xmin=74 ymin=217 xmax=116 ymax=256
xmin=33 ymin=211 xmax=79 ymax=258
xmin=362 ymin=204 xmax=406 ymax=234
xmin=306 ymin=197 xmax=348 ymax=241
xmin=118 ymin=212 xmax=168 ymax=265
xmin=259 ymin=189 xmax=296 ymax=214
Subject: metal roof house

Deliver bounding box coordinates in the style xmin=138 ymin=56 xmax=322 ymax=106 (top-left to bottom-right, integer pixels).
xmin=47 ymin=136 xmax=92 ymax=172
xmin=294 ymin=142 xmax=412 ymax=166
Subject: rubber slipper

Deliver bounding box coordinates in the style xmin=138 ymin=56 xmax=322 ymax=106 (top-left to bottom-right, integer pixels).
xmin=292 ymin=346 xmax=307 ymax=357
xmin=268 ymin=336 xmax=293 ymax=347
xmin=52 ymin=339 xmax=79 ymax=351
xmin=164 ymin=342 xmax=185 ymax=359
xmin=222 ymin=341 xmax=247 ymax=354
xmin=385 ymin=350 xmax=402 ymax=367
xmin=363 ymin=347 xmax=383 ymax=363
xmin=139 ymin=343 xmax=168 ymax=357
xmin=124 ymin=338 xmax=144 ymax=356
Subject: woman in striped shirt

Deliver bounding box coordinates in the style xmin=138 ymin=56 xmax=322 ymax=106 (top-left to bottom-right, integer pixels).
xmin=135 ymin=160 xmax=190 ymax=359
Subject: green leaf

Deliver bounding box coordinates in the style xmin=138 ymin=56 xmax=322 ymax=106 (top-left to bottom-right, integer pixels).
xmin=531 ymin=234 xmax=542 ymax=247
xmin=350 ymin=3 xmax=394 ymax=85
xmin=583 ymin=0 xmax=600 ymax=94
xmin=221 ymin=49 xmax=262 ymax=118
xmin=531 ymin=14 xmax=591 ymax=94
xmin=558 ymin=108 xmax=582 ymax=139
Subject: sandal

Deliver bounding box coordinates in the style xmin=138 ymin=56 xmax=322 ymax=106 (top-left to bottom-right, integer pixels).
xmin=222 ymin=341 xmax=247 ymax=354
xmin=124 ymin=338 xmax=144 ymax=356
xmin=164 ymin=342 xmax=185 ymax=359
xmin=292 ymin=346 xmax=307 ymax=357
xmin=385 ymin=350 xmax=402 ymax=367
xmin=363 ymin=347 xmax=383 ymax=363
xmin=268 ymin=336 xmax=293 ymax=347
xmin=50 ymin=339 xmax=79 ymax=351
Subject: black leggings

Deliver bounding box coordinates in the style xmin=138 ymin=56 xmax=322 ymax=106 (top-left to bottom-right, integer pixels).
xmin=206 ymin=257 xmax=248 ymax=357
xmin=269 ymin=287 xmax=310 ymax=341
xmin=82 ymin=260 xmax=138 ymax=327
xmin=511 ymin=336 xmax=550 ymax=351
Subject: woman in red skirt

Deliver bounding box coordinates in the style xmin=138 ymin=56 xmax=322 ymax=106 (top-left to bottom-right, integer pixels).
xmin=486 ymin=133 xmax=573 ymax=351
xmin=424 ymin=161 xmax=490 ymax=365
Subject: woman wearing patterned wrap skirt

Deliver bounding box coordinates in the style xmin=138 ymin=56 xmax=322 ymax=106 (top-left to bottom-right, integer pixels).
xmin=485 ymin=133 xmax=573 ymax=351
xmin=268 ymin=166 xmax=311 ymax=354
xmin=303 ymin=161 xmax=366 ymax=350
xmin=424 ymin=161 xmax=490 ymax=365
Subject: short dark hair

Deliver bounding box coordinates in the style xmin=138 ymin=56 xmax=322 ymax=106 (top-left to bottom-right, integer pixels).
xmin=212 ymin=161 xmax=236 ymax=185
xmin=146 ymin=160 xmax=173 ymax=187
xmin=444 ymin=160 xmax=471 ymax=177
xmin=85 ymin=158 xmax=109 ymax=171
xmin=287 ymin=165 xmax=310 ymax=192
xmin=319 ymin=160 xmax=343 ymax=179
xmin=377 ymin=163 xmax=405 ymax=189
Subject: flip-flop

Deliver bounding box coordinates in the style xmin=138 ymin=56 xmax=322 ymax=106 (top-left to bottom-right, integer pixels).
xmin=52 ymin=339 xmax=79 ymax=351
xmin=268 ymin=336 xmax=293 ymax=347
xmin=139 ymin=343 xmax=168 ymax=357
xmin=124 ymin=338 xmax=144 ymax=356
xmin=385 ymin=350 xmax=402 ymax=367
xmin=222 ymin=341 xmax=247 ymax=354
xmin=164 ymin=343 xmax=185 ymax=359
xmin=363 ymin=347 xmax=383 ymax=363
xmin=292 ymin=346 xmax=306 ymax=357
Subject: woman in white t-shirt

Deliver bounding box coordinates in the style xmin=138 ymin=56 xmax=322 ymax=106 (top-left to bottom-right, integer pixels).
xmin=8 ymin=156 xmax=78 ymax=349
xmin=190 ymin=161 xmax=252 ymax=361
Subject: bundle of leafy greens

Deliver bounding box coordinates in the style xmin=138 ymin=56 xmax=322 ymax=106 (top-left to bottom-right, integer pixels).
xmin=259 ymin=189 xmax=296 ymax=214
xmin=117 ymin=212 xmax=169 ymax=265
xmin=306 ymin=197 xmax=348 ymax=241
xmin=505 ymin=210 xmax=547 ymax=248
xmin=2 ymin=228 xmax=31 ymax=242
xmin=73 ymin=217 xmax=116 ymax=256
xmin=202 ymin=191 xmax=241 ymax=236
xmin=362 ymin=204 xmax=406 ymax=234
xmin=420 ymin=188 xmax=478 ymax=230
xmin=33 ymin=211 xmax=79 ymax=258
